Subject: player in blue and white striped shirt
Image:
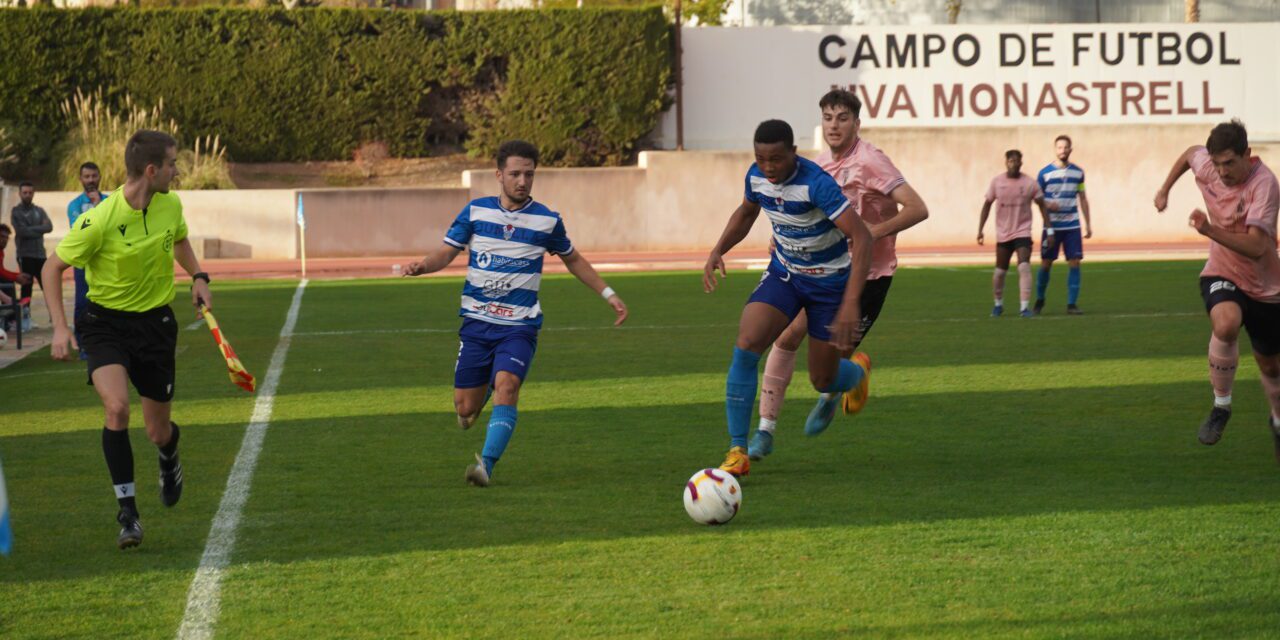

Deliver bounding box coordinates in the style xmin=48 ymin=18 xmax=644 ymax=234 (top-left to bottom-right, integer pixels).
xmin=1034 ymin=134 xmax=1093 ymax=315
xmin=702 ymin=120 xmax=875 ymax=477
xmin=404 ymin=140 xmax=628 ymax=487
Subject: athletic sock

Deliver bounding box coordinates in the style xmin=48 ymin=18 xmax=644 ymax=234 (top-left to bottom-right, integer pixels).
xmin=481 ymin=405 xmax=517 ymax=476
xmin=992 ymin=267 xmax=1007 ymax=305
xmin=1067 ymin=267 xmax=1082 ymax=305
xmin=726 ymin=347 xmax=761 ymax=448
xmin=821 ymin=358 xmax=863 ymax=394
xmin=1018 ymin=262 xmax=1032 ymax=308
xmin=1208 ymin=335 xmax=1238 ymax=408
xmin=759 ymin=345 xmax=797 ymax=428
xmin=102 ymin=427 xmax=137 ymax=513
xmin=1259 ymin=372 xmax=1280 ymax=423
xmin=1036 ymin=266 xmax=1051 ymax=300
xmin=158 ymin=422 xmax=180 ymax=472
xmin=758 ymin=417 xmax=777 ymax=434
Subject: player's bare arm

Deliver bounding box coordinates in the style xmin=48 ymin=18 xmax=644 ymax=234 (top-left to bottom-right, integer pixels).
xmin=1154 ymin=145 xmax=1199 ymax=212
xmin=404 ymin=244 xmax=463 ymax=276
xmin=1189 ymin=211 xmax=1276 ymax=260
xmin=173 ymin=237 xmax=211 ymax=312
xmin=1079 ymin=190 xmax=1093 ymax=238
xmin=559 ymin=249 xmax=628 ymax=326
xmin=40 ymin=254 xmax=77 ymax=360
xmin=831 ymin=209 xmax=873 ymax=350
xmin=977 ymin=198 xmax=994 ymax=245
xmin=703 ymin=197 xmax=762 ymax=293
xmin=868 ymin=183 xmax=929 ymax=241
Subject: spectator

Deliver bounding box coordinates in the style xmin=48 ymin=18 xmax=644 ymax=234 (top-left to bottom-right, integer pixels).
xmin=0 ymin=224 xmax=32 ymax=331
xmin=11 ymin=181 xmax=53 ymax=305
xmin=68 ymin=162 xmax=103 ymax=360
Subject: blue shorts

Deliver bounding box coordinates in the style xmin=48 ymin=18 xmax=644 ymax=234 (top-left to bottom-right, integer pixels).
xmin=746 ymin=260 xmax=848 ymax=342
xmin=454 ymin=318 xmax=538 ymax=389
xmin=1041 ymin=228 xmax=1083 ymax=261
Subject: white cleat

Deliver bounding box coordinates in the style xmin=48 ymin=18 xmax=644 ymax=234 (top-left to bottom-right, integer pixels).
xmin=464 ymin=453 xmax=490 ymax=487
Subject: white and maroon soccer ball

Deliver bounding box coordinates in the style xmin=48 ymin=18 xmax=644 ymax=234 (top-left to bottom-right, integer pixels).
xmin=683 ymin=468 xmax=741 ymax=525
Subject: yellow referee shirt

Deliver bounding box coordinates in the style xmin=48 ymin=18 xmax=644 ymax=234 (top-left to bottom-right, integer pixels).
xmin=55 ymin=188 xmax=188 ymax=312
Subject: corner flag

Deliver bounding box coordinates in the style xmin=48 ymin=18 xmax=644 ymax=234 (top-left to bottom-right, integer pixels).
xmin=0 ymin=456 xmax=11 ymax=556
xmin=296 ymin=194 xmax=306 ymax=230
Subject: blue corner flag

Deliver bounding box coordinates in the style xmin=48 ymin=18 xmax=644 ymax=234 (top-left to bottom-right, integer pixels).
xmin=0 ymin=456 xmax=11 ymax=556
xmin=296 ymin=195 xmax=306 ymax=230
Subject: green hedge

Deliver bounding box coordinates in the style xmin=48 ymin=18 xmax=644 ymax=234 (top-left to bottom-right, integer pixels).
xmin=0 ymin=7 xmax=670 ymax=167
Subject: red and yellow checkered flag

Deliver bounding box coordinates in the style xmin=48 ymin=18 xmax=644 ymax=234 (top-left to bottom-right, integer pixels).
xmin=200 ymin=305 xmax=256 ymax=393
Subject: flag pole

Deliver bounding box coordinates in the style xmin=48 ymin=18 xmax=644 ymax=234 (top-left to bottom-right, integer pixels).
xmin=296 ymin=193 xmax=308 ymax=279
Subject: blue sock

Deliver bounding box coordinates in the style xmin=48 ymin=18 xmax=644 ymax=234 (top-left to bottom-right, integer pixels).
xmin=726 ymin=348 xmax=761 ymax=449
xmin=1067 ymin=267 xmax=1081 ymax=305
xmin=1036 ymin=267 xmax=1051 ymax=300
xmin=481 ymin=405 xmax=517 ymax=475
xmin=821 ymin=358 xmax=864 ymax=394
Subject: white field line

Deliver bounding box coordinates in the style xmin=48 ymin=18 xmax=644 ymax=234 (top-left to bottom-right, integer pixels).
xmin=286 ymin=311 xmax=1199 ymax=338
xmin=175 ymin=279 xmax=309 ymax=640
xmin=185 ymin=318 xmax=205 ymax=331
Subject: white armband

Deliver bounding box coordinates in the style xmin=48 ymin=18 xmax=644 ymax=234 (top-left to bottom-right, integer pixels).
xmin=601 ymin=286 xmax=616 ymax=300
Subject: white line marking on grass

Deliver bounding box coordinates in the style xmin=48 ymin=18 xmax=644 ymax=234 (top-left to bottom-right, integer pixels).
xmin=287 ymin=311 xmax=1200 ymax=338
xmin=185 ymin=318 xmax=205 ymax=331
xmin=176 ymin=279 xmax=308 ymax=640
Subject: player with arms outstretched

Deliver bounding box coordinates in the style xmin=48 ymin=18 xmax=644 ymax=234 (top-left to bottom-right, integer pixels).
xmin=703 ymin=119 xmax=876 ymax=477
xmin=1154 ymin=119 xmax=1280 ymax=458
xmin=404 ymin=140 xmax=628 ymax=486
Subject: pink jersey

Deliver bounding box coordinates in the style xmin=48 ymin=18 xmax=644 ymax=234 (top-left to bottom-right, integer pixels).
xmin=985 ymin=173 xmax=1042 ymax=243
xmin=1190 ymin=147 xmax=1280 ymax=303
xmin=817 ymin=139 xmax=907 ymax=280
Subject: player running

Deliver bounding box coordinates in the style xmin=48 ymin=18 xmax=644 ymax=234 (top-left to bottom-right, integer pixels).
xmin=1034 ymin=135 xmax=1092 ymax=315
xmin=404 ymin=140 xmax=628 ymax=486
xmin=42 ymin=131 xmax=210 ymax=549
xmin=1153 ymin=119 xmax=1280 ymax=458
xmin=978 ymin=149 xmax=1056 ymax=318
xmin=745 ymin=91 xmax=929 ymax=462
xmin=703 ymin=118 xmax=877 ymax=477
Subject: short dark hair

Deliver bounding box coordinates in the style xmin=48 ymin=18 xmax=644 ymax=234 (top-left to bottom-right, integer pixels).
xmin=18 ymin=181 xmax=33 ymax=189
xmin=79 ymin=162 xmax=100 ymax=173
xmin=754 ymin=119 xmax=794 ymax=148
xmin=1206 ymin=119 xmax=1249 ymax=157
xmin=1054 ymin=134 xmax=1072 ymax=146
xmin=125 ymin=130 xmax=177 ymax=179
xmin=1005 ymin=149 xmax=1022 ymax=160
xmin=0 ymin=223 xmax=10 ymax=235
xmin=819 ymin=89 xmax=861 ymax=119
xmin=496 ymin=140 xmax=539 ymax=170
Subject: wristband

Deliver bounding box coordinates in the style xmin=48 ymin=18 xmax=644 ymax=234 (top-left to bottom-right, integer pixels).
xmin=600 ymin=286 xmax=616 ymax=300
xmin=1046 ymin=229 xmax=1055 ymax=236
xmin=192 ymin=272 xmax=211 ymax=284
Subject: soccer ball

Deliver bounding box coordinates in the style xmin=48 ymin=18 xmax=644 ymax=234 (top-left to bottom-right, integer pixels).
xmin=0 ymin=327 xmax=7 ymax=349
xmin=683 ymin=468 xmax=741 ymax=525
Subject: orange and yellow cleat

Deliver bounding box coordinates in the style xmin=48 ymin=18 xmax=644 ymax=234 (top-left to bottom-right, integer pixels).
xmin=718 ymin=446 xmax=751 ymax=477
xmin=841 ymin=352 xmax=872 ymax=415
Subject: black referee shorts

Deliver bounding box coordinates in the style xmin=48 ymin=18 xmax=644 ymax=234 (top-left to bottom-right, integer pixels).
xmin=79 ymin=301 xmax=179 ymax=402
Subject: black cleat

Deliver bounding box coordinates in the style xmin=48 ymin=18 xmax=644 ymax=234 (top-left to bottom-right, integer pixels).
xmin=116 ymin=509 xmax=143 ymax=550
xmin=1066 ymin=304 xmax=1083 ymax=315
xmin=1198 ymin=406 xmax=1231 ymax=445
xmin=159 ymin=458 xmax=183 ymax=507
xmin=1270 ymin=419 xmax=1280 ymax=465
xmin=1033 ymin=299 xmax=1045 ymax=315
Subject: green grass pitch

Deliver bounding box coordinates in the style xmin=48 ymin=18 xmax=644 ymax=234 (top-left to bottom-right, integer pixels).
xmin=3 ymin=261 xmax=1279 ymax=639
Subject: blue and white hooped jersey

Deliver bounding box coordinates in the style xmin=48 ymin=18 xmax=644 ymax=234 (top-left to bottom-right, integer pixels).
xmin=745 ymin=156 xmax=853 ymax=279
xmin=443 ymin=197 xmax=574 ymax=328
xmin=1037 ymin=163 xmax=1085 ymax=231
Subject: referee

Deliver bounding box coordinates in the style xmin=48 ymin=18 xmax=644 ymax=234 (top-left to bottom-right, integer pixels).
xmin=43 ymin=130 xmax=213 ymax=550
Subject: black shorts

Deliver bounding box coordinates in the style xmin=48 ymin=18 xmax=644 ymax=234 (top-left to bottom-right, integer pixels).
xmin=79 ymin=301 xmax=179 ymax=401
xmin=855 ymin=276 xmax=894 ymax=346
xmin=1200 ymin=276 xmax=1280 ymax=356
xmin=996 ymin=237 xmax=1033 ymax=252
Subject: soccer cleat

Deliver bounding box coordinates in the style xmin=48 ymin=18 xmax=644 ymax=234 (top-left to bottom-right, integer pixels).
xmin=841 ymin=352 xmax=872 ymax=416
xmin=464 ymin=453 xmax=490 ymax=487
xmin=1020 ymin=309 xmax=1034 ymax=318
xmin=805 ymin=393 xmax=840 ymax=437
xmin=991 ymin=305 xmax=1003 ymax=317
xmin=1270 ymin=419 xmax=1280 ymax=465
xmin=159 ymin=458 xmax=183 ymax=507
xmin=1033 ymin=298 xmax=1045 ymax=315
xmin=747 ymin=430 xmax=774 ymax=460
xmin=718 ymin=446 xmax=750 ymax=477
xmin=116 ymin=509 xmax=143 ymax=550
xmin=1066 ymin=304 xmax=1083 ymax=315
xmin=1198 ymin=406 xmax=1231 ymax=445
